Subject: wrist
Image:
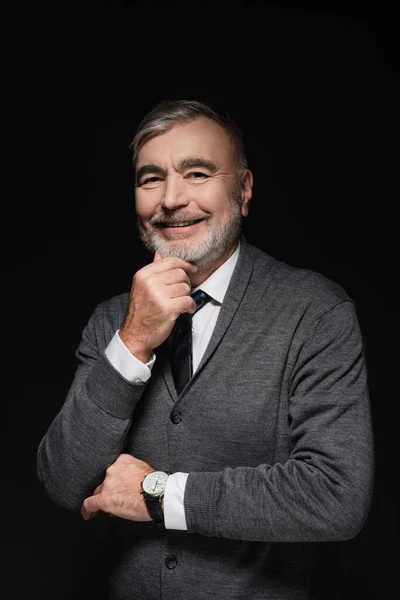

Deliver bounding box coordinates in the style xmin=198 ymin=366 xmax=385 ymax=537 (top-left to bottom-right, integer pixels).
xmin=141 ymin=471 xmax=169 ymax=526
xmin=118 ymin=330 xmax=153 ymax=364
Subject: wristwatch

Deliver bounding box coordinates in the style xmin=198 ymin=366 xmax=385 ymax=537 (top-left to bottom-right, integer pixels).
xmin=140 ymin=471 xmax=169 ymax=525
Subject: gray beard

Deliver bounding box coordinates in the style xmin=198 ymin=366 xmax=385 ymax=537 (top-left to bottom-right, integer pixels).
xmin=137 ymin=190 xmax=243 ymax=269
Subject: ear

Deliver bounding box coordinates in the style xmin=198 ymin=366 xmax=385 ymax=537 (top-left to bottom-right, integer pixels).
xmin=240 ymin=169 xmax=253 ymax=217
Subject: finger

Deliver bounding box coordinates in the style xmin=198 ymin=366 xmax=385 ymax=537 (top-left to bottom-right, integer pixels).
xmin=114 ymin=453 xmax=135 ymax=465
xmin=171 ymin=295 xmax=197 ymax=316
xmin=82 ymin=507 xmax=99 ymax=520
xmin=168 ymin=282 xmax=192 ymax=299
xmin=156 ymin=268 xmax=192 ymax=287
xmin=81 ymin=495 xmax=102 ymax=520
xmin=149 ymin=256 xmax=198 ymax=275
xmin=153 ymin=251 xmax=162 ymax=262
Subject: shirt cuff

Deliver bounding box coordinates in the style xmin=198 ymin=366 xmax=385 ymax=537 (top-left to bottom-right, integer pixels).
xmin=164 ymin=472 xmax=189 ymax=530
xmin=104 ymin=330 xmax=156 ymax=383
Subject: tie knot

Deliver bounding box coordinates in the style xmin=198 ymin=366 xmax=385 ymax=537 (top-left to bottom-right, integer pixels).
xmin=191 ymin=289 xmax=212 ymax=314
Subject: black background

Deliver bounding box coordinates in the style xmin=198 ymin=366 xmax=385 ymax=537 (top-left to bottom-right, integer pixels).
xmin=10 ymin=0 xmax=399 ymax=597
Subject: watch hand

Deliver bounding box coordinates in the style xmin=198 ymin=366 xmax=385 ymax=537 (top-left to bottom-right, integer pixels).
xmin=152 ymin=477 xmax=159 ymax=492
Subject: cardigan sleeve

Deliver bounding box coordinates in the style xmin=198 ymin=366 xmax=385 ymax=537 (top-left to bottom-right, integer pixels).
xmin=184 ymin=300 xmax=374 ymax=542
xmin=37 ymin=302 xmax=148 ymax=511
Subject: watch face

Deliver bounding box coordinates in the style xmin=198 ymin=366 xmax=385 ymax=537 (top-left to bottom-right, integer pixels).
xmin=143 ymin=471 xmax=169 ymax=497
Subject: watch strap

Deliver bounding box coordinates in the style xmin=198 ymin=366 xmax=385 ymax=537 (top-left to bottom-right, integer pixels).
xmin=144 ymin=495 xmax=164 ymax=524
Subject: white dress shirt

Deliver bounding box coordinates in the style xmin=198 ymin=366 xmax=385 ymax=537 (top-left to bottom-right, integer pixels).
xmin=105 ymin=242 xmax=240 ymax=529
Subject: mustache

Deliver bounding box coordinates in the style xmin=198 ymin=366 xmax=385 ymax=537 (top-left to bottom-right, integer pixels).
xmin=149 ymin=210 xmax=211 ymax=226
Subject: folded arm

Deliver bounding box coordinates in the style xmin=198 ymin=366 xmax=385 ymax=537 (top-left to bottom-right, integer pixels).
xmin=184 ymin=301 xmax=374 ymax=542
xmin=36 ymin=303 xmax=147 ymax=511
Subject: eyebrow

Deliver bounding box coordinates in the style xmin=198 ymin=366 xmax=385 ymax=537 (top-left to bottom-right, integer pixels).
xmin=178 ymin=157 xmax=218 ymax=172
xmin=136 ymin=164 xmax=165 ymax=183
xmin=136 ymin=157 xmax=218 ymax=183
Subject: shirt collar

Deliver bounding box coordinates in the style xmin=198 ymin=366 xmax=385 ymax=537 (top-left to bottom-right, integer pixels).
xmin=192 ymin=241 xmax=241 ymax=305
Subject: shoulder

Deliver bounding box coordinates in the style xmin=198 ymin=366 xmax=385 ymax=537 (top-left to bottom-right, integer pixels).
xmin=245 ymin=241 xmax=351 ymax=315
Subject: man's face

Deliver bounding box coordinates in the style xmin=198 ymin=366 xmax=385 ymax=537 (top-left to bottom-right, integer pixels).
xmin=135 ymin=117 xmax=252 ymax=268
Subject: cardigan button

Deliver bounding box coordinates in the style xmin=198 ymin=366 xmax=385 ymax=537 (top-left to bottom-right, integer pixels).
xmin=170 ymin=412 xmax=182 ymax=424
xmin=165 ymin=555 xmax=177 ymax=569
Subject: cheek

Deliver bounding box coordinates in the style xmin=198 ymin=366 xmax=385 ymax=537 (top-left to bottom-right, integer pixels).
xmin=135 ymin=194 xmax=157 ymax=224
xmin=208 ymin=198 xmax=234 ymax=223
xmin=199 ymin=184 xmax=232 ymax=216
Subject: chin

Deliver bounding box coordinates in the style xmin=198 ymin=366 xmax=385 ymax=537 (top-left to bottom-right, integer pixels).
xmin=138 ymin=210 xmax=242 ymax=269
xmin=155 ymin=239 xmax=213 ymax=268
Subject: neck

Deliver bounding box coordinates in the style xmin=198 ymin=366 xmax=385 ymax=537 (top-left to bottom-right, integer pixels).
xmin=189 ymin=242 xmax=238 ymax=288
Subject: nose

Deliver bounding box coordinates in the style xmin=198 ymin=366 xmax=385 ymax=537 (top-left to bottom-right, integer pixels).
xmin=161 ymin=174 xmax=190 ymax=210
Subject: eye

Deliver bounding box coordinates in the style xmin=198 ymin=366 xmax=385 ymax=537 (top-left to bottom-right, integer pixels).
xmin=185 ymin=171 xmax=208 ymax=180
xmin=138 ymin=176 xmax=163 ymax=187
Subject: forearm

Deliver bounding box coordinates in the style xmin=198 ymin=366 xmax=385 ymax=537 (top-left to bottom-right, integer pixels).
xmin=37 ymin=326 xmax=147 ymax=510
xmin=185 ymin=454 xmax=372 ymax=542
xmin=185 ymin=302 xmax=374 ymax=542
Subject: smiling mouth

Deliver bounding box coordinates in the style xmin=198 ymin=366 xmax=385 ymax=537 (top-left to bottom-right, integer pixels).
xmin=155 ymin=218 xmax=205 ymax=228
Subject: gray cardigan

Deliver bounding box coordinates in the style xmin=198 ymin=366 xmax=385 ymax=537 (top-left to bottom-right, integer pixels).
xmin=37 ymin=238 xmax=374 ymax=599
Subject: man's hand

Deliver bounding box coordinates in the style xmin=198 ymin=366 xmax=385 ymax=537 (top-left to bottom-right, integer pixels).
xmin=81 ymin=454 xmax=155 ymax=521
xmin=119 ymin=252 xmax=198 ymax=363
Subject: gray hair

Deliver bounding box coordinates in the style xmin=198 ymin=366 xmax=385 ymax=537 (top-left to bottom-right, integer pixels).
xmin=131 ymin=99 xmax=248 ymax=174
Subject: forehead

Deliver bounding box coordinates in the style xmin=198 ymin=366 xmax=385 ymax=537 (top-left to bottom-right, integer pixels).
xmin=136 ymin=117 xmax=235 ymax=168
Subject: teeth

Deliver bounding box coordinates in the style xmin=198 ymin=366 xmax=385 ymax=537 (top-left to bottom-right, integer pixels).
xmin=164 ymin=220 xmax=199 ymax=227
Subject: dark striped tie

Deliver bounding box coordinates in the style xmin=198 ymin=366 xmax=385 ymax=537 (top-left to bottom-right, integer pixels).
xmin=170 ymin=290 xmax=212 ymax=395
